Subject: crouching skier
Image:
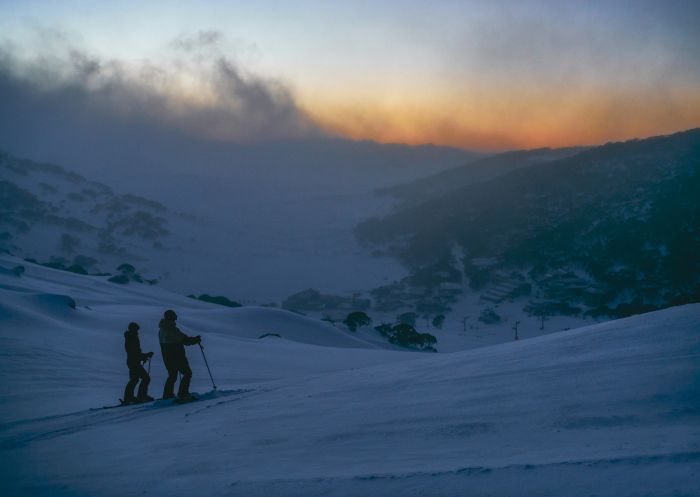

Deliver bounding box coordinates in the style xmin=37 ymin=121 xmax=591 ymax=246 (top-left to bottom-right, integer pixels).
xmin=159 ymin=309 xmax=201 ymax=402
xmin=123 ymin=322 xmax=154 ymax=404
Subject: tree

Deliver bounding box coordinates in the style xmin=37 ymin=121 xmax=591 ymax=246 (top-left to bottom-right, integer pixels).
xmin=344 ymin=311 xmax=372 ymax=332
xmin=109 ymin=263 xmax=151 ymax=285
xmin=108 ymin=274 xmax=130 ymax=284
xmin=374 ymin=323 xmax=393 ymax=337
xmin=374 ymin=322 xmax=437 ymax=350
xmin=432 ymin=314 xmax=445 ymax=329
xmin=117 ymin=263 xmax=136 ymax=275
xmin=390 ymin=323 xmax=437 ymax=350
xmin=190 ymin=294 xmax=242 ymax=308
xmin=67 ymin=264 xmax=88 ymax=275
xmin=420 ymin=332 xmax=437 ymax=348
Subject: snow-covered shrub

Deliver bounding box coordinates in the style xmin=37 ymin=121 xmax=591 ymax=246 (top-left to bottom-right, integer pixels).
xmin=108 ymin=274 xmax=130 ymax=285
xmin=374 ymin=322 xmax=437 ymax=351
xmin=344 ymin=311 xmax=371 ymax=332
xmin=189 ymin=294 xmax=242 ymax=308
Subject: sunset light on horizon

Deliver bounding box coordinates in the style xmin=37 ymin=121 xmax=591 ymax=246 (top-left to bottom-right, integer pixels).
xmin=2 ymin=0 xmax=699 ymax=151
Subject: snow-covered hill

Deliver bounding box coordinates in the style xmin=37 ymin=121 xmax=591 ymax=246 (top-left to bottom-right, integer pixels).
xmin=0 ymin=151 xmax=174 ymax=272
xmin=0 ymin=254 xmax=414 ymax=422
xmin=1 ymin=254 xmax=698 ymax=496
xmin=358 ymin=128 xmax=700 ymax=319
xmin=0 ymin=149 xmax=409 ymax=302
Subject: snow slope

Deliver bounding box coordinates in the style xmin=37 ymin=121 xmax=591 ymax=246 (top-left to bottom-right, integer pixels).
xmin=0 ymin=255 xmax=415 ymax=422
xmin=1 ymin=254 xmax=699 ymax=496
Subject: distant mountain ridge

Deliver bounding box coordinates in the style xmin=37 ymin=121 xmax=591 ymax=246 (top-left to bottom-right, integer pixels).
xmin=1 ymin=128 xmax=481 ymax=195
xmin=357 ymin=128 xmax=700 ymax=316
xmin=381 ymin=146 xmax=588 ymax=204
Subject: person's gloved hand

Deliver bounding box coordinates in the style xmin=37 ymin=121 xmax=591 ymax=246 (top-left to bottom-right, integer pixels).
xmin=195 ymin=335 xmax=202 ymax=344
xmin=148 ymin=351 xmax=154 ymax=358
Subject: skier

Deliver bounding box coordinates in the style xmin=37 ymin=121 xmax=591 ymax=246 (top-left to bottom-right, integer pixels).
xmin=159 ymin=309 xmax=201 ymax=401
xmin=123 ymin=322 xmax=154 ymax=404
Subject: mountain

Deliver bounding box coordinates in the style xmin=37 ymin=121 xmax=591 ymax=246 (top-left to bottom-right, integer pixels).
xmin=1 ymin=253 xmax=698 ymax=496
xmin=0 ymin=124 xmax=484 ymax=301
xmin=0 ymin=151 xmax=176 ymax=276
xmin=382 ymin=146 xmax=587 ymax=204
xmin=1 ymin=126 xmax=480 ymax=195
xmin=0 ymin=149 xmax=410 ymax=302
xmin=357 ymin=128 xmax=700 ymax=317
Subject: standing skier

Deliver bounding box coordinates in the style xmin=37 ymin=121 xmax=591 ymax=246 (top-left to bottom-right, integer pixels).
xmin=123 ymin=322 xmax=154 ymax=404
xmin=159 ymin=309 xmax=201 ymax=401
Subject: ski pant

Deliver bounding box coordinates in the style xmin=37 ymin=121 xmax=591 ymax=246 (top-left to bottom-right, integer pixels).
xmin=161 ymin=344 xmax=192 ymax=399
xmin=124 ymin=362 xmax=150 ymax=401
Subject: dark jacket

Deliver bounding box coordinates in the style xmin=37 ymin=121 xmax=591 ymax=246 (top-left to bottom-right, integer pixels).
xmin=158 ymin=318 xmax=199 ymax=367
xmin=124 ymin=329 xmax=149 ymax=366
xmin=158 ymin=318 xmax=199 ymax=346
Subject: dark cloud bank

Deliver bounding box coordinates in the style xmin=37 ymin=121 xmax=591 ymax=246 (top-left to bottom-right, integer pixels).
xmin=0 ymin=30 xmax=321 ymax=141
xmin=0 ymin=30 xmax=474 ymax=194
xmin=0 ymin=30 xmax=313 ymax=165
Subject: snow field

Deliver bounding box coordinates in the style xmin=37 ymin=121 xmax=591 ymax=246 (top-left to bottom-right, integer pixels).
xmin=1 ymin=255 xmax=698 ymax=496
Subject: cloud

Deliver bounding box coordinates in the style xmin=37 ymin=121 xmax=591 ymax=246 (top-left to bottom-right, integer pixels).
xmin=171 ymin=30 xmax=224 ymax=52
xmin=0 ymin=29 xmax=324 ymax=144
xmin=448 ymin=0 xmax=700 ymax=99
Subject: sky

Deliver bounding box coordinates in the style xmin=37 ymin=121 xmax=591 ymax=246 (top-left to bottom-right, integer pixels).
xmin=1 ymin=0 xmax=699 ymax=151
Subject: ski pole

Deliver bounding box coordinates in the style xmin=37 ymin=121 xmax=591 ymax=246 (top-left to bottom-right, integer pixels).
xmin=199 ymin=342 xmax=217 ymax=390
xmin=147 ymin=357 xmax=151 ymax=375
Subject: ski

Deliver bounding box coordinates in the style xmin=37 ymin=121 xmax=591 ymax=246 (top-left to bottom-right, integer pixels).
xmin=91 ymin=399 xmax=155 ymax=411
xmin=91 ymin=390 xmax=237 ymax=411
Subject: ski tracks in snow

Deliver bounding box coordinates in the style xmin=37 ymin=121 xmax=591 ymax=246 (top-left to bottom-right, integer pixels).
xmin=0 ymin=388 xmax=257 ymax=450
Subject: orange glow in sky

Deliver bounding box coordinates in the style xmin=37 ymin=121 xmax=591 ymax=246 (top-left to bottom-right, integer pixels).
xmin=2 ymin=0 xmax=699 ymax=151
xmin=303 ymin=84 xmax=700 ymax=150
